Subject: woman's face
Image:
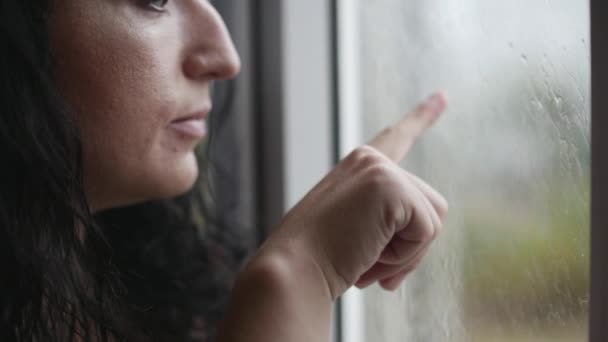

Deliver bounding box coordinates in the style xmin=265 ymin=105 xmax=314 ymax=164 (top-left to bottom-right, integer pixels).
xmin=49 ymin=0 xmax=240 ymax=212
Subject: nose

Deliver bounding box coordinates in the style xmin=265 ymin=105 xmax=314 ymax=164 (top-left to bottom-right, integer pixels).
xmin=182 ymin=2 xmax=241 ymax=81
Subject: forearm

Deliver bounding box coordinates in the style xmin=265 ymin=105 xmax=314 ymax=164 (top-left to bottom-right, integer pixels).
xmin=217 ymin=244 xmax=333 ymax=342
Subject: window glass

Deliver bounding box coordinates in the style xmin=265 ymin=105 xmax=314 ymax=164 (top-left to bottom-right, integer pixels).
xmin=351 ymin=1 xmax=590 ymax=341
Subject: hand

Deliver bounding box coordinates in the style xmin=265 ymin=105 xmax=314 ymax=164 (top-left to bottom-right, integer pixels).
xmin=259 ymin=92 xmax=449 ymax=300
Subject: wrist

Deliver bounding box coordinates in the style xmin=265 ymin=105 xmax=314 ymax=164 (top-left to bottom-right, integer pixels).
xmin=243 ymin=241 xmax=334 ymax=305
xmin=218 ymin=242 xmax=333 ymax=342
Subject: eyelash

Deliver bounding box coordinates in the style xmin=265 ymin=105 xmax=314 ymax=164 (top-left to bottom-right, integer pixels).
xmin=144 ymin=0 xmax=169 ymax=11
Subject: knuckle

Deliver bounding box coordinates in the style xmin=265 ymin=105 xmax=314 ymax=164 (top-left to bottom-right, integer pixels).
xmin=416 ymin=101 xmax=430 ymax=114
xmin=383 ymin=202 xmax=407 ymax=238
xmin=379 ymin=125 xmax=396 ymax=138
xmin=421 ymin=225 xmax=436 ymax=241
xmin=346 ymin=146 xmax=366 ymax=164
xmin=433 ymin=222 xmax=444 ymax=239
xmin=358 ymin=144 xmax=379 ymax=154
xmin=347 ymin=146 xmax=383 ymax=169
xmin=437 ymin=199 xmax=449 ymax=220
xmin=362 ymin=167 xmax=407 ymax=237
xmin=347 ymin=147 xmax=367 ymax=162
xmin=418 ymin=215 xmax=437 ymax=241
xmin=362 ymin=164 xmax=397 ymax=191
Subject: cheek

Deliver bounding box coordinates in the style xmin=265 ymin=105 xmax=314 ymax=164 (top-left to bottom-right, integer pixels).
xmin=50 ymin=2 xmax=180 ymax=152
xmin=50 ymin=6 xmax=198 ymax=206
xmin=60 ymin=43 xmax=175 ymax=172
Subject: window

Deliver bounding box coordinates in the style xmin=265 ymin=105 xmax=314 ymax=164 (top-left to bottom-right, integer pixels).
xmin=221 ymin=1 xmax=599 ymax=341
xmin=338 ymin=1 xmax=590 ymax=341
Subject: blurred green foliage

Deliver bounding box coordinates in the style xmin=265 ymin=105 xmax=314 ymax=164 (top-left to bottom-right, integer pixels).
xmin=462 ymin=177 xmax=589 ymax=327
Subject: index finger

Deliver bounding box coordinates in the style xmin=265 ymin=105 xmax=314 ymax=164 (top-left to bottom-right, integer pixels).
xmin=368 ymin=92 xmax=447 ymax=163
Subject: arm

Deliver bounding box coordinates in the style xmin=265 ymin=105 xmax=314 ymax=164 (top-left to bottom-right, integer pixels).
xmin=216 ymin=243 xmax=333 ymax=342
xmin=217 ymin=93 xmax=448 ymax=341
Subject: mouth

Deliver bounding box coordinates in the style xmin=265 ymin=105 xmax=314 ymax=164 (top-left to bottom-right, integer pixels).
xmin=168 ymin=110 xmax=210 ymax=139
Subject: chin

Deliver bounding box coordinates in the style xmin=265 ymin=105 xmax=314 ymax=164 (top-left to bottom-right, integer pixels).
xmin=87 ymin=150 xmax=203 ymax=212
xmin=156 ymin=153 xmax=201 ymax=198
xmin=115 ymin=154 xmax=201 ymax=208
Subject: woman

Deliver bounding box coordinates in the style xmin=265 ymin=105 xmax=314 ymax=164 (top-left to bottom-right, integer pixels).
xmin=0 ymin=0 xmax=448 ymax=341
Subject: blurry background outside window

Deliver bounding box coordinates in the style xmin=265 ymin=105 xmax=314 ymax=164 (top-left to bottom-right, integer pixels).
xmin=349 ymin=1 xmax=590 ymax=341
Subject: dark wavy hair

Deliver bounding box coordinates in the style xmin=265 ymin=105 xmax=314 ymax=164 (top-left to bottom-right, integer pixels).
xmin=0 ymin=1 xmax=250 ymax=341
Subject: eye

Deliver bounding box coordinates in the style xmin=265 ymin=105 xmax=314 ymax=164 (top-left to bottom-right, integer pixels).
xmin=145 ymin=0 xmax=169 ymax=11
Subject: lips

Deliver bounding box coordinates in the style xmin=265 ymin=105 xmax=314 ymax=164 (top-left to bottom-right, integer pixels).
xmin=169 ymin=110 xmax=209 ymax=139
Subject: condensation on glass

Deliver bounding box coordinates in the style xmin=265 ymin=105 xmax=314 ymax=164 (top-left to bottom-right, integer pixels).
xmin=353 ymin=1 xmax=590 ymax=341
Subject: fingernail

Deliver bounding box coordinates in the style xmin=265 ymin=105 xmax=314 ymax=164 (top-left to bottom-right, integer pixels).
xmin=355 ymin=279 xmax=374 ymax=289
xmin=383 ymin=282 xmax=401 ymax=292
xmin=356 ymin=283 xmax=374 ymax=290
xmin=426 ymin=92 xmax=447 ymax=113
